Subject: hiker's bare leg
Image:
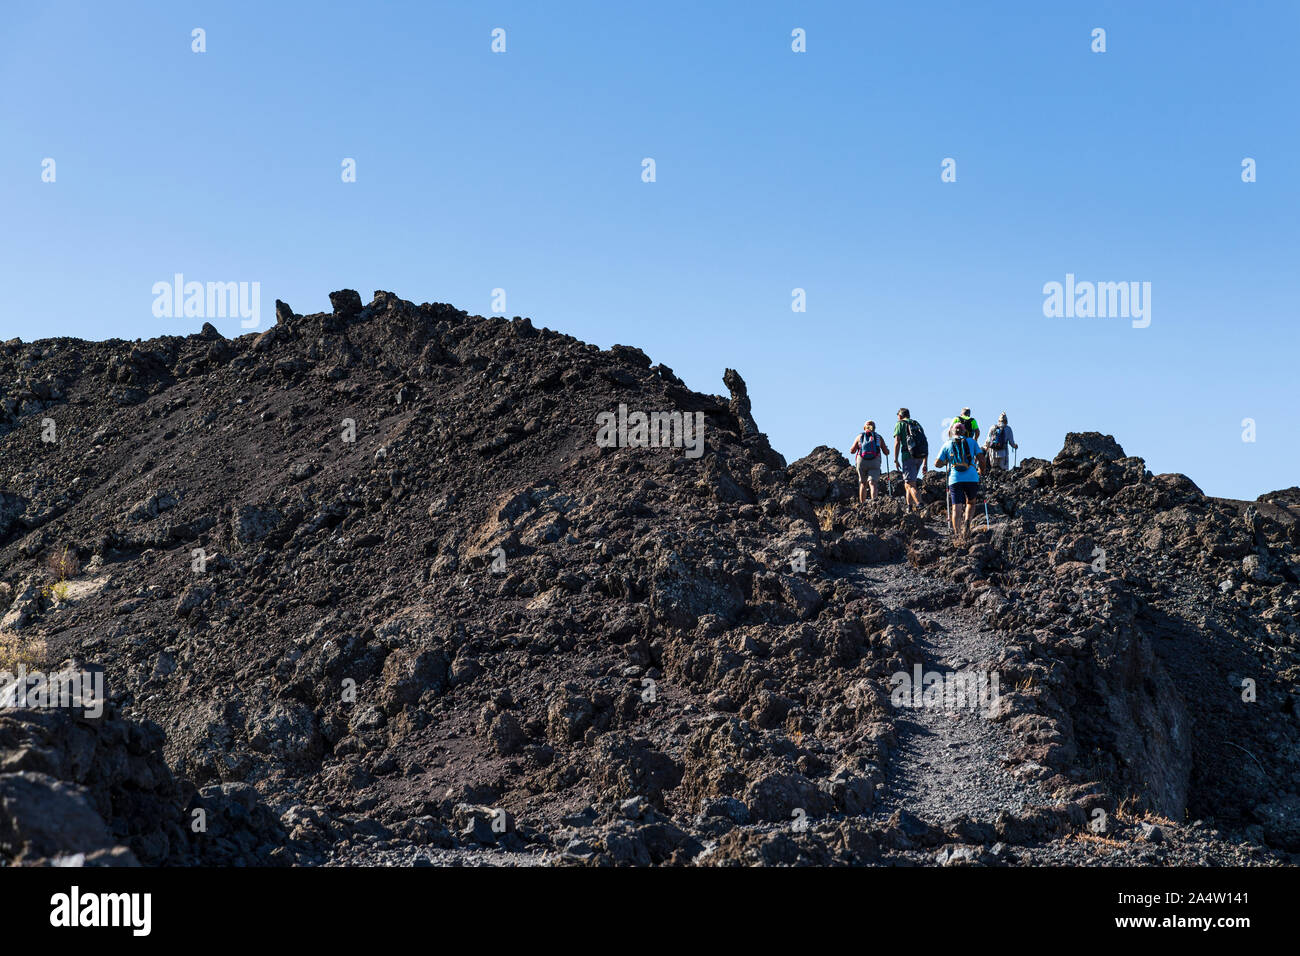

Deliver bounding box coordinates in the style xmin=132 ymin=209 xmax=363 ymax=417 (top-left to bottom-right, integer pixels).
xmin=868 ymin=477 xmax=878 ymax=499
xmin=963 ymin=502 xmax=977 ymax=538
xmin=858 ymin=482 xmax=866 ymax=505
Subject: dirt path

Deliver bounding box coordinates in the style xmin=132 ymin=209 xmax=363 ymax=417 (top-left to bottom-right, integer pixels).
xmin=836 ymin=551 xmax=1049 ymax=826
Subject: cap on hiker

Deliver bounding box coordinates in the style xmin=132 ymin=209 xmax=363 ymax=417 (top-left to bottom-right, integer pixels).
xmin=953 ymin=420 xmax=968 ymax=434
xmin=961 ymin=408 xmax=971 ymax=417
xmin=998 ymin=412 xmax=1008 ymax=423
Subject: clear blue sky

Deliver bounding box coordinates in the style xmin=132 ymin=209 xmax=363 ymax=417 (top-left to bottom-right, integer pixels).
xmin=3 ymin=1 xmax=1296 ymax=499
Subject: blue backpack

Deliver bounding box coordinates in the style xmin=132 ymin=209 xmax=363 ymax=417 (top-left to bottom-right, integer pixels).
xmin=857 ymin=432 xmax=881 ymax=459
xmin=950 ymin=437 xmax=975 ymax=472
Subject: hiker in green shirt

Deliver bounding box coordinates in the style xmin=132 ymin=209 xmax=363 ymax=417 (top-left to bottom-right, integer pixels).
xmin=950 ymin=407 xmax=979 ymax=442
xmin=892 ymin=408 xmax=929 ymax=513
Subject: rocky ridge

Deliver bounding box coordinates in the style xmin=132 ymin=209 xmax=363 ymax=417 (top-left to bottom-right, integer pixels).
xmin=0 ymin=290 xmax=1295 ymax=866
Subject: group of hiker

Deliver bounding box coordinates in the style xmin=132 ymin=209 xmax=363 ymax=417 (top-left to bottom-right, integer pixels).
xmin=848 ymin=408 xmax=1020 ymax=542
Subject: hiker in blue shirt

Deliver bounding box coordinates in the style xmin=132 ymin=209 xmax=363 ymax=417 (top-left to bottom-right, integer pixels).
xmin=850 ymin=420 xmax=890 ymax=503
xmin=935 ymin=419 xmax=983 ymax=542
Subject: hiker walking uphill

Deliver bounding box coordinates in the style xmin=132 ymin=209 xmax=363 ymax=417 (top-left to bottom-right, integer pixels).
xmin=850 ymin=420 xmax=889 ymax=503
xmin=892 ymin=408 xmax=928 ymax=513
xmin=984 ymin=412 xmax=1019 ymax=471
xmin=936 ymin=419 xmax=983 ymax=543
xmin=950 ymin=407 xmax=979 ymax=442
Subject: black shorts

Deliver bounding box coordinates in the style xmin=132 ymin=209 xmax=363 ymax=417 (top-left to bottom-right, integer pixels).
xmin=947 ymin=482 xmax=980 ymax=505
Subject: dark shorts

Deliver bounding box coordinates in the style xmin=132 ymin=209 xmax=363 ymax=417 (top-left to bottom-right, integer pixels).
xmin=948 ymin=482 xmax=980 ymax=505
xmin=901 ymin=457 xmax=923 ymax=483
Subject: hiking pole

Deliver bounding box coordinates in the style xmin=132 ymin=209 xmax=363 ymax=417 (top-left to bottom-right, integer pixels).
xmin=984 ymin=499 xmax=991 ymax=530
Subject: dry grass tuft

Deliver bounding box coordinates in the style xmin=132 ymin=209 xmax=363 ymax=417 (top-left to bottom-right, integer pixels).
xmin=45 ymin=544 xmax=81 ymax=582
xmin=1069 ymin=831 xmax=1126 ymax=852
xmin=816 ymin=503 xmax=838 ymax=532
xmin=0 ymin=631 xmax=48 ymax=672
xmin=42 ymin=544 xmax=81 ymax=604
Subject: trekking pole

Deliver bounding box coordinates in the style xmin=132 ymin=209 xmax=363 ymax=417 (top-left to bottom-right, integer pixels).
xmin=984 ymin=499 xmax=990 ymax=530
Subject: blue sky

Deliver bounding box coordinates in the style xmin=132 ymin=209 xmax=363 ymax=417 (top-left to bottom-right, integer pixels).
xmin=3 ymin=0 xmax=1296 ymax=499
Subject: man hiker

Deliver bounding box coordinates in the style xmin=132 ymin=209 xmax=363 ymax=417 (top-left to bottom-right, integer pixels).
xmin=935 ymin=419 xmax=983 ymax=543
xmin=984 ymin=412 xmax=1019 ymax=471
xmin=850 ymin=420 xmax=889 ymax=502
xmin=892 ymin=408 xmax=928 ymax=513
xmin=951 ymin=407 xmax=979 ymax=442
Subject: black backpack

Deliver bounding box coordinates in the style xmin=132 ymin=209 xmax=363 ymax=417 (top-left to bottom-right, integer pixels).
xmin=901 ymin=419 xmax=928 ymax=459
xmin=990 ymin=425 xmax=1008 ymax=450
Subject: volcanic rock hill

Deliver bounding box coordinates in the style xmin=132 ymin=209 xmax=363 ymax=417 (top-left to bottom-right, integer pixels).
xmin=0 ymin=290 xmax=1296 ymax=866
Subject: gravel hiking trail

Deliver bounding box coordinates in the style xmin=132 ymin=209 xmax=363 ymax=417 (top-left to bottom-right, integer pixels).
xmin=839 ymin=532 xmax=1049 ymax=827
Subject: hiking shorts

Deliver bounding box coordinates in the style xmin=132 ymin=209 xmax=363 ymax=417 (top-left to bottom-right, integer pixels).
xmin=948 ymin=482 xmax=980 ymax=506
xmin=901 ymin=457 xmax=923 ymax=483
xmin=990 ymin=450 xmax=1008 ymax=470
xmin=856 ymin=456 xmax=882 ymax=480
